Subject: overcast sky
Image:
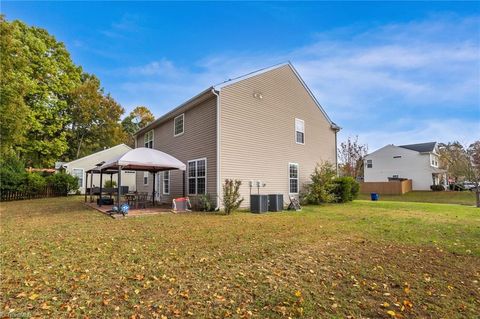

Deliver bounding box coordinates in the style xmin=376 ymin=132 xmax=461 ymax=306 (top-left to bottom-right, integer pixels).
xmin=3 ymin=1 xmax=479 ymax=150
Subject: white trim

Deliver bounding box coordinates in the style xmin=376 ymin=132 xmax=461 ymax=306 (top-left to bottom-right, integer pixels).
xmin=212 ymin=89 xmax=221 ymax=208
xmin=187 ymin=157 xmax=207 ymax=195
xmin=143 ymin=172 xmax=149 ymax=186
xmin=288 ymin=163 xmax=299 ymax=195
xmin=162 ymin=171 xmax=170 ymax=195
xmin=72 ymin=168 xmax=84 ymax=188
xmin=174 ymin=113 xmax=185 ymax=137
xmin=144 ymin=130 xmax=154 ymax=148
xmin=295 ymin=118 xmax=305 ymax=145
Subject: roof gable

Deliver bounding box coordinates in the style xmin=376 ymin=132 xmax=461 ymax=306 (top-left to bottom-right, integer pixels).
xmin=135 ymin=62 xmax=339 ymax=136
xmin=399 ymin=142 xmax=437 ymax=153
xmin=215 ymin=62 xmax=337 ymax=129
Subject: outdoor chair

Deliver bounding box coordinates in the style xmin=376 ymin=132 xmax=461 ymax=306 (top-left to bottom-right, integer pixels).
xmin=287 ymin=196 xmax=302 ymax=211
xmin=172 ymin=197 xmax=191 ymax=213
xmin=136 ymin=192 xmax=149 ymax=209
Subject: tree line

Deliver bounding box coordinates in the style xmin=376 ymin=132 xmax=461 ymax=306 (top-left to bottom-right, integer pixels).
xmin=0 ymin=15 xmax=154 ymax=168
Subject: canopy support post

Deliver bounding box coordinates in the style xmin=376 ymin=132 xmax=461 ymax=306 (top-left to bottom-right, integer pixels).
xmin=117 ymin=166 xmax=122 ymax=207
xmin=99 ymin=170 xmax=103 ymax=207
xmin=84 ymin=172 xmax=88 ymax=202
xmin=152 ymin=171 xmax=156 ymax=206
xmin=183 ymin=171 xmax=186 ymax=197
xmin=89 ymin=170 xmax=93 ymax=202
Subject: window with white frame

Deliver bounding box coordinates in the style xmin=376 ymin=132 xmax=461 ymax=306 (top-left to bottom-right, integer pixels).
xmin=163 ymin=171 xmax=170 ymax=195
xmin=295 ymin=118 xmax=305 ymax=144
xmin=72 ymin=168 xmax=84 ymax=188
xmin=366 ymin=159 xmax=373 ymax=168
xmin=144 ymin=130 xmax=154 ymax=148
xmin=174 ymin=114 xmax=184 ymax=136
xmin=188 ymin=158 xmax=206 ymax=195
xmin=289 ymin=163 xmax=299 ymax=194
xmin=143 ymin=172 xmax=148 ymax=185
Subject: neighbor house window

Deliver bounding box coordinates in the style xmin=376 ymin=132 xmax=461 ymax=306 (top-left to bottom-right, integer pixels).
xmin=366 ymin=159 xmax=373 ymax=168
xmin=295 ymin=118 xmax=305 ymax=144
xmin=163 ymin=171 xmax=170 ymax=195
xmin=188 ymin=158 xmax=206 ymax=195
xmin=72 ymin=168 xmax=84 ymax=188
xmin=144 ymin=130 xmax=154 ymax=148
xmin=289 ymin=163 xmax=299 ymax=194
xmin=174 ymin=114 xmax=184 ymax=136
xmin=143 ymin=172 xmax=148 ymax=185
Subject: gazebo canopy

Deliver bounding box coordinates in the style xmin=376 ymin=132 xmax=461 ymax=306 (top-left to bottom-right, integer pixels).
xmin=98 ymin=147 xmax=186 ymax=172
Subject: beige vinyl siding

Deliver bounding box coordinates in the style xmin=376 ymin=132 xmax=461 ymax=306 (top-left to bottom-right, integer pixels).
xmin=136 ymin=96 xmax=217 ymax=204
xmin=219 ymin=65 xmax=336 ymax=207
xmin=64 ymin=144 xmax=136 ymax=194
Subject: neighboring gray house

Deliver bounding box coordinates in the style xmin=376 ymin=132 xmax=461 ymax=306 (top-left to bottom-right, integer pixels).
xmin=364 ymin=142 xmax=447 ymax=191
xmin=134 ymin=62 xmax=339 ymax=208
xmin=60 ymin=144 xmax=136 ymax=194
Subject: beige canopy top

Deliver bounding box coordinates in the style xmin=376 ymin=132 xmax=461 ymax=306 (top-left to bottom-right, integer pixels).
xmin=97 ymin=147 xmax=186 ymax=172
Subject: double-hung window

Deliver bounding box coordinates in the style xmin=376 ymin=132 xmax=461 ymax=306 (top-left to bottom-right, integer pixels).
xmin=163 ymin=171 xmax=170 ymax=195
xmin=174 ymin=114 xmax=184 ymax=136
xmin=188 ymin=158 xmax=206 ymax=195
xmin=295 ymin=118 xmax=305 ymax=144
xmin=144 ymin=130 xmax=154 ymax=148
xmin=72 ymin=168 xmax=84 ymax=188
xmin=289 ymin=163 xmax=299 ymax=194
xmin=143 ymin=172 xmax=148 ymax=185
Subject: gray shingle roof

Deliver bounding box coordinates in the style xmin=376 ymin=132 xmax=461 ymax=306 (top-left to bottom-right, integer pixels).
xmin=399 ymin=142 xmax=436 ymax=153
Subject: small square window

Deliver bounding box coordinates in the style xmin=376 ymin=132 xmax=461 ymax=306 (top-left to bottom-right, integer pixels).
xmin=174 ymin=114 xmax=184 ymax=136
xmin=366 ymin=160 xmax=373 ymax=168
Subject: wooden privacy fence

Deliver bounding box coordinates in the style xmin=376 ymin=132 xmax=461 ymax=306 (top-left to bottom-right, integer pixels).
xmin=0 ymin=186 xmax=64 ymax=202
xmin=359 ymin=179 xmax=412 ymax=195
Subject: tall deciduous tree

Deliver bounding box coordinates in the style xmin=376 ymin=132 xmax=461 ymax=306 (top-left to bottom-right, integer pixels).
xmin=65 ymin=74 xmax=126 ymax=160
xmin=121 ymin=106 xmax=155 ymax=147
xmin=0 ymin=17 xmax=82 ymax=167
xmin=338 ymin=136 xmax=368 ymax=178
xmin=0 ymin=15 xmax=32 ymax=157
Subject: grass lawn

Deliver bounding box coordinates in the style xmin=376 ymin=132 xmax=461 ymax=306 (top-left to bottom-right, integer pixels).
xmin=1 ymin=197 xmax=479 ymax=318
xmin=358 ymin=191 xmax=477 ymax=206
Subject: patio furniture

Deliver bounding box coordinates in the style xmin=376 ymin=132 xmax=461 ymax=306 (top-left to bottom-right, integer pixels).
xmin=136 ymin=192 xmax=149 ymax=209
xmin=125 ymin=192 xmax=137 ymax=207
xmin=287 ymin=196 xmax=302 ymax=211
xmin=172 ymin=197 xmax=191 ymax=213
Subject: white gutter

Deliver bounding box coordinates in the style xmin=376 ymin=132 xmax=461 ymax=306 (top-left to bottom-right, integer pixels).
xmin=212 ymin=89 xmax=221 ymax=210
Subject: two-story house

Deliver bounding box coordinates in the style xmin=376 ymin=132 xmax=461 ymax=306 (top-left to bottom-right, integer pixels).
xmin=364 ymin=142 xmax=447 ymax=191
xmin=134 ymin=62 xmax=339 ymax=208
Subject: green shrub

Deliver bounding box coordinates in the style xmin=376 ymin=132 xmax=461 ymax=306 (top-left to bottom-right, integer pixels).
xmin=104 ymin=180 xmax=117 ymax=188
xmin=222 ymin=179 xmax=243 ymax=215
xmin=198 ymin=193 xmax=216 ymax=212
xmin=0 ymin=154 xmax=26 ymax=192
xmin=46 ymin=173 xmax=79 ymax=195
xmin=21 ymin=173 xmax=47 ymax=194
xmin=430 ymin=184 xmax=445 ymax=191
xmin=302 ymin=162 xmax=337 ymax=204
xmin=331 ymin=176 xmax=359 ymax=203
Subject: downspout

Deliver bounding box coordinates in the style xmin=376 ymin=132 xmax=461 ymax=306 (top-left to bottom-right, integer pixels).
xmin=212 ymin=88 xmax=221 ymax=210
xmin=331 ymin=123 xmax=341 ymax=176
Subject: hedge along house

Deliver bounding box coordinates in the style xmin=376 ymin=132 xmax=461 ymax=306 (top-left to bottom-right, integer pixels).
xmin=134 ymin=62 xmax=340 ymax=208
